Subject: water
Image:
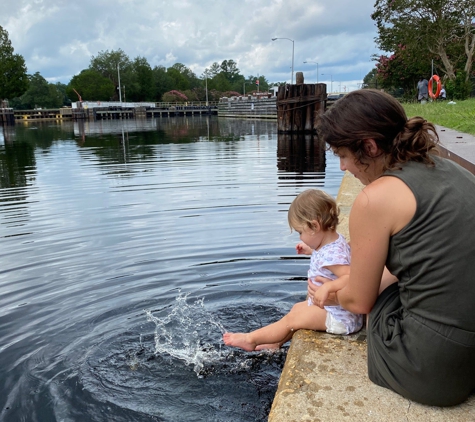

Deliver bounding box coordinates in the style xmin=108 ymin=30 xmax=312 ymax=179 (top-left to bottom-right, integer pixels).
xmin=0 ymin=117 xmax=342 ymax=422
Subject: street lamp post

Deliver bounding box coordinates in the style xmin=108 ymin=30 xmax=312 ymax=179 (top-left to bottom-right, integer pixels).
xmin=321 ymin=74 xmax=333 ymax=93
xmin=117 ymin=63 xmax=122 ymax=102
xmin=203 ymin=70 xmax=210 ymax=106
xmin=303 ymin=61 xmax=319 ymax=83
xmin=272 ymin=37 xmax=294 ymax=84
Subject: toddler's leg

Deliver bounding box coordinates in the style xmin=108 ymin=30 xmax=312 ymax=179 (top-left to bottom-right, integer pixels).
xmin=223 ymin=301 xmax=327 ymax=351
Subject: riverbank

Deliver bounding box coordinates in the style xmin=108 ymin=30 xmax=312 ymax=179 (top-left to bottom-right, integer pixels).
xmin=403 ymin=98 xmax=475 ymax=136
xmin=268 ymin=126 xmax=475 ymax=421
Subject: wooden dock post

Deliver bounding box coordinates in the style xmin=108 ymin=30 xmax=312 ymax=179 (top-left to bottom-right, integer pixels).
xmin=0 ymin=108 xmax=15 ymax=125
xmin=276 ymin=73 xmax=326 ymax=133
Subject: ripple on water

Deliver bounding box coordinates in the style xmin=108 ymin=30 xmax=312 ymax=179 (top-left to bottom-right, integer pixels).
xmin=78 ymin=293 xmax=288 ymax=421
xmin=0 ymin=119 xmax=342 ymax=421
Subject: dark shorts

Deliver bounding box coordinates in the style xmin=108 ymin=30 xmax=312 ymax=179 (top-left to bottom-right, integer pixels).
xmin=367 ymin=283 xmax=475 ymax=406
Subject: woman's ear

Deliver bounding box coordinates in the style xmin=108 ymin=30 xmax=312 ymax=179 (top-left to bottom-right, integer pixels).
xmin=363 ymin=139 xmax=380 ymax=158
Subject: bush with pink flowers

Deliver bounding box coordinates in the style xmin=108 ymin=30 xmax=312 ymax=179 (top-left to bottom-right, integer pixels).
xmin=162 ymin=90 xmax=189 ymax=103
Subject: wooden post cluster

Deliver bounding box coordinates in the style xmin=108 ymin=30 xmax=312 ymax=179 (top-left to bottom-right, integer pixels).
xmin=276 ymin=82 xmax=326 ymax=133
xmin=0 ymin=108 xmax=15 ymax=124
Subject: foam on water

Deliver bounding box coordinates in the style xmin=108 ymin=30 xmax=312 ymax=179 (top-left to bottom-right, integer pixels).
xmin=145 ymin=293 xmax=229 ymax=376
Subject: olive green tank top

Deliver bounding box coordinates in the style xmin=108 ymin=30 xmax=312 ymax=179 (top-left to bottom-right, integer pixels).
xmin=383 ymin=156 xmax=475 ymax=331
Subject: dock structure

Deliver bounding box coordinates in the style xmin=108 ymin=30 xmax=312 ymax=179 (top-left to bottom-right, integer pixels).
xmin=0 ymin=102 xmax=218 ymax=124
xmin=276 ymin=73 xmax=327 ymax=133
xmin=217 ymin=95 xmax=277 ymax=119
xmin=71 ymin=101 xmax=218 ymax=121
xmin=3 ymin=83 xmax=339 ymax=125
xmin=12 ymin=108 xmax=73 ymax=122
xmin=0 ymin=108 xmax=15 ymax=124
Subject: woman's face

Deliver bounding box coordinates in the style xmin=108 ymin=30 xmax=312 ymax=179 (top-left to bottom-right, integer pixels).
xmin=333 ymin=147 xmax=383 ymax=185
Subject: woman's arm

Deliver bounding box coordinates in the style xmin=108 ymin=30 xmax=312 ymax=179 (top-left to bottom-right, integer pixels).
xmin=337 ymin=176 xmax=416 ymax=314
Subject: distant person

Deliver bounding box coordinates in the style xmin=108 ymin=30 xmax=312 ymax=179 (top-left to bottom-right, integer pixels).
xmin=439 ymin=85 xmax=446 ymax=100
xmin=223 ymin=189 xmax=363 ymax=352
xmin=314 ymin=89 xmax=475 ymax=406
xmin=417 ymin=76 xmax=429 ymax=102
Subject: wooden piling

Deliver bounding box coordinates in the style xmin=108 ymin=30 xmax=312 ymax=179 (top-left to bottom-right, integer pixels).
xmin=276 ymin=83 xmax=326 ymax=133
xmin=0 ymin=108 xmax=15 ymax=125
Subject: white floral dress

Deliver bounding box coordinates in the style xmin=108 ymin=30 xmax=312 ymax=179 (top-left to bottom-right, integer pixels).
xmin=308 ymin=233 xmax=363 ymax=335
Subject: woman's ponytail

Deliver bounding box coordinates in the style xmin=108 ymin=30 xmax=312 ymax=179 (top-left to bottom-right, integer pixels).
xmin=387 ymin=116 xmax=439 ymax=170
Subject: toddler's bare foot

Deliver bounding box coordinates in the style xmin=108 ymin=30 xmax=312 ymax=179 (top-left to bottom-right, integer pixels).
xmin=223 ymin=332 xmax=256 ymax=352
xmin=255 ymin=343 xmax=281 ymax=351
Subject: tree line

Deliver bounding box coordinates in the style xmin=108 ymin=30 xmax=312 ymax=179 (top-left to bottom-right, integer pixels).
xmin=5 ymin=1 xmax=475 ymax=109
xmin=364 ymin=0 xmax=475 ymax=100
xmin=0 ymin=25 xmax=278 ymax=110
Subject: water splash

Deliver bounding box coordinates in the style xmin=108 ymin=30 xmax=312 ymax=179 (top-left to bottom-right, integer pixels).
xmin=145 ymin=293 xmax=228 ymax=376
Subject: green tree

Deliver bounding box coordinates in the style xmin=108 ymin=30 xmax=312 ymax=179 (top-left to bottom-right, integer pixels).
xmin=374 ymin=44 xmax=436 ymax=98
xmin=372 ymin=0 xmax=475 ymax=83
xmin=152 ymin=65 xmax=174 ymax=101
xmin=166 ymin=63 xmax=200 ymax=92
xmin=11 ymin=72 xmax=51 ymax=109
xmin=51 ymin=82 xmax=71 ymax=107
xmin=128 ymin=56 xmax=155 ymax=101
xmin=0 ymin=25 xmax=29 ymax=101
xmin=207 ymin=62 xmax=221 ymax=77
xmin=90 ymin=49 xmax=132 ymax=100
xmin=11 ymin=76 xmax=70 ymax=109
xmin=246 ymin=75 xmax=269 ymax=93
xmin=220 ymin=59 xmax=240 ymax=83
xmin=167 ymin=67 xmax=190 ymax=91
xmin=212 ymin=73 xmax=232 ymax=92
xmin=47 ymin=82 xmax=68 ymax=108
xmin=362 ymin=68 xmax=379 ymax=89
xmin=67 ymin=69 xmax=115 ymax=101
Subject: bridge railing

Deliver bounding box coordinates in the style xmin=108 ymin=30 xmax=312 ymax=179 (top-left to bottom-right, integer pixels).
xmin=72 ymin=101 xmax=219 ymax=110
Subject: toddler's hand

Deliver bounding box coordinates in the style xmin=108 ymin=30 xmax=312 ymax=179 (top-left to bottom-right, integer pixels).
xmin=296 ymin=242 xmax=312 ymax=255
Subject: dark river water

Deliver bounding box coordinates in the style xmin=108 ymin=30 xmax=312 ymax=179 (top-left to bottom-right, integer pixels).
xmin=0 ymin=117 xmax=342 ymax=422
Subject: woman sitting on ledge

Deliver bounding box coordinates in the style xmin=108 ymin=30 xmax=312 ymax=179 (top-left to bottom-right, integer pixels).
xmin=311 ymin=89 xmax=475 ymax=407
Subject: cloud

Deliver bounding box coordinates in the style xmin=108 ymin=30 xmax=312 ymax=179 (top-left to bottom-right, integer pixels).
xmin=0 ymin=0 xmax=381 ymax=90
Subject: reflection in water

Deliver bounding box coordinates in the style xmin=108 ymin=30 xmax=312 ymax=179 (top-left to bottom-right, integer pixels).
xmin=0 ymin=138 xmax=36 ymax=188
xmin=277 ymin=134 xmax=326 ymax=173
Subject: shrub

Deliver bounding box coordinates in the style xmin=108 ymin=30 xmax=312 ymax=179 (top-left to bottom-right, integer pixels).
xmin=445 ymin=71 xmax=472 ymax=100
xmin=162 ymin=90 xmax=188 ymax=103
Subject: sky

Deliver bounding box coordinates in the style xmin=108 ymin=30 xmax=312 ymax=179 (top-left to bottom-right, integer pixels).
xmin=1 ymin=0 xmax=382 ymax=93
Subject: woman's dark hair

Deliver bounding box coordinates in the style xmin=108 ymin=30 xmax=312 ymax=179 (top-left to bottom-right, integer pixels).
xmin=317 ymin=89 xmax=439 ymax=171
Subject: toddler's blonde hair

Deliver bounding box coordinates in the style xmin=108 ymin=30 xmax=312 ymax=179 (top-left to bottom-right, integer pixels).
xmin=288 ymin=189 xmax=339 ymax=232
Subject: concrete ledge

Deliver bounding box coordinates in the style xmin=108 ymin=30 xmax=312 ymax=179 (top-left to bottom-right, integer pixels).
xmin=269 ymin=127 xmax=475 ymax=421
xmin=269 ymin=330 xmax=475 ymax=421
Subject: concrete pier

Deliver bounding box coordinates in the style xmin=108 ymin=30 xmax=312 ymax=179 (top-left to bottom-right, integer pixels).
xmin=269 ymin=126 xmax=475 ymax=421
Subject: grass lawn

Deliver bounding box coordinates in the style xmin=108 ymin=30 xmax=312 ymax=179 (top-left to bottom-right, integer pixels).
xmin=401 ymin=98 xmax=475 ymax=136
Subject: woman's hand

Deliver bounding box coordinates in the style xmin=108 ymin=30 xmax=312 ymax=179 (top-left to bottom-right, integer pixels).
xmin=308 ymin=276 xmax=341 ymax=307
xmin=313 ymin=283 xmax=331 ymax=308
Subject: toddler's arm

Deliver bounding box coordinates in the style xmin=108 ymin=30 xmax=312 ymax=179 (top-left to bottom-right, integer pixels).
xmin=311 ymin=264 xmax=350 ymax=308
xmin=296 ymin=242 xmax=313 ymax=255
